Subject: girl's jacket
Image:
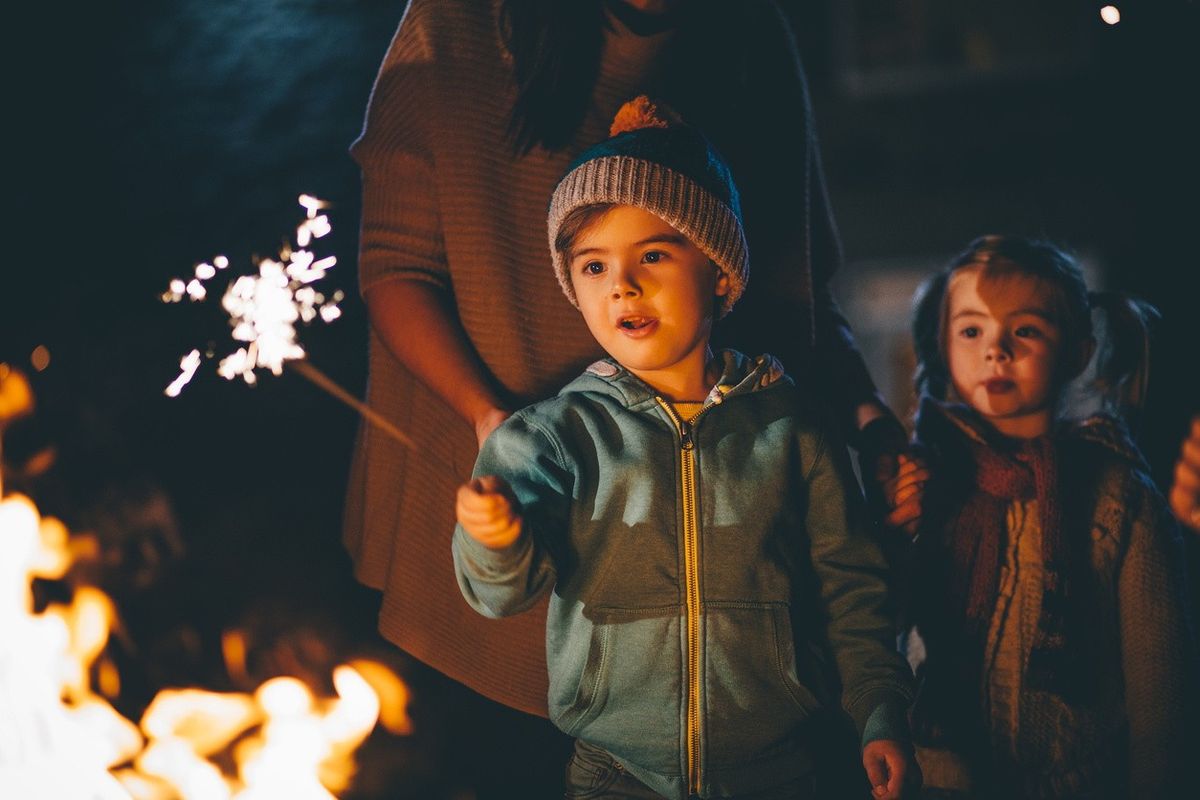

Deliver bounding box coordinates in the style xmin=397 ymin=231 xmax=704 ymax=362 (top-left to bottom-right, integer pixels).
xmin=453 ymin=350 xmax=912 ymax=799
xmin=907 ymin=401 xmax=1197 ymax=798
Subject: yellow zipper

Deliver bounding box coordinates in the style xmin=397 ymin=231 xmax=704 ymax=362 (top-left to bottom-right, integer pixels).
xmin=657 ymin=398 xmax=706 ymax=796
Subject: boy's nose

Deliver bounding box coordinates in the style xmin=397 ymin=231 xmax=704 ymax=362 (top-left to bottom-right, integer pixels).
xmin=609 ymin=267 xmax=640 ymax=299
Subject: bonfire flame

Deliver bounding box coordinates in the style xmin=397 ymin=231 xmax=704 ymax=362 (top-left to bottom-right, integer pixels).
xmin=0 ymin=488 xmax=409 ymax=800
xmin=0 ymin=493 xmax=142 ymax=799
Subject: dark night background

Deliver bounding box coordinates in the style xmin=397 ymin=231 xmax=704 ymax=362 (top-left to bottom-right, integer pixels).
xmin=4 ymin=1 xmax=1198 ymax=797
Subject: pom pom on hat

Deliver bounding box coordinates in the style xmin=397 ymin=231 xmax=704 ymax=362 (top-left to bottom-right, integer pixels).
xmin=548 ymin=96 xmax=749 ymax=318
xmin=608 ymin=95 xmax=681 ymax=137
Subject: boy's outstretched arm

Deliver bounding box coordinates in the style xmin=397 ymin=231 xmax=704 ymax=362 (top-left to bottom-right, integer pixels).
xmin=452 ymin=413 xmax=569 ymax=618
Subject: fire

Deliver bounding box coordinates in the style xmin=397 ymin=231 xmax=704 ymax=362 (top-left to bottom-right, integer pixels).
xmin=0 ymin=456 xmax=409 ymax=799
xmin=0 ymin=493 xmax=142 ymax=798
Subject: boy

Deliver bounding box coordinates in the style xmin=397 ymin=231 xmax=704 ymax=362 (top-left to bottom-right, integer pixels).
xmin=453 ymin=97 xmax=914 ymax=799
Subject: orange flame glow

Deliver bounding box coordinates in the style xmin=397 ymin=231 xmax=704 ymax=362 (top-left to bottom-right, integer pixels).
xmin=0 ymin=488 xmax=410 ymax=800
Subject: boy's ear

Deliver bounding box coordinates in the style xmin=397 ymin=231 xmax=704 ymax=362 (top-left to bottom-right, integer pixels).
xmin=713 ymin=264 xmax=730 ymax=297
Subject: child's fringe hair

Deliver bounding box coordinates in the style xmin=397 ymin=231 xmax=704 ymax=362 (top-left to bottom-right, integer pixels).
xmin=911 ymin=235 xmax=1158 ymax=428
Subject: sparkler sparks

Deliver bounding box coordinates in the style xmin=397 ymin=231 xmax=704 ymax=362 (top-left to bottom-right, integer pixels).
xmin=162 ymin=195 xmax=430 ymax=456
xmin=163 ymin=195 xmax=343 ymax=393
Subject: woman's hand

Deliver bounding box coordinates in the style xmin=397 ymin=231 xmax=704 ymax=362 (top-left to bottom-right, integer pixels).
xmin=456 ymin=475 xmax=523 ymax=549
xmin=1169 ymin=415 xmax=1200 ymax=533
xmin=880 ymin=454 xmax=929 ymax=538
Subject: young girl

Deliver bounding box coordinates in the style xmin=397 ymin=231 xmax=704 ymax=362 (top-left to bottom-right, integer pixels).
xmin=885 ymin=235 xmax=1196 ymax=798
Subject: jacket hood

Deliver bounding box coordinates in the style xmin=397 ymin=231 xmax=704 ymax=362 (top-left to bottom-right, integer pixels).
xmin=560 ymin=349 xmax=788 ymax=409
xmin=914 ymin=396 xmax=1147 ymax=469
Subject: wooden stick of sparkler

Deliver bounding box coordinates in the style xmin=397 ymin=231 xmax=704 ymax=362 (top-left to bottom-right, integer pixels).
xmin=287 ymin=360 xmax=417 ymax=451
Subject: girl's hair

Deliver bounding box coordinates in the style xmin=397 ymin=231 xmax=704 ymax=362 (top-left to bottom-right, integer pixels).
xmin=912 ymin=235 xmax=1157 ymax=422
xmin=500 ymin=0 xmax=606 ymax=154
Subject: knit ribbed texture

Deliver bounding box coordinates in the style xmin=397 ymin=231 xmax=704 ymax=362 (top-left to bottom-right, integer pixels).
xmin=548 ymin=155 xmax=749 ymax=316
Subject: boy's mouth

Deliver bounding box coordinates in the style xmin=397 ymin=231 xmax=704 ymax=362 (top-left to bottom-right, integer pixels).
xmin=985 ymin=378 xmax=1016 ymax=393
xmin=616 ymin=314 xmax=658 ymax=336
xmin=617 ymin=315 xmax=654 ymax=330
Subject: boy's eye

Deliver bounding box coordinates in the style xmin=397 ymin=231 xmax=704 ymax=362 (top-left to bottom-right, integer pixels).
xmin=580 ymin=261 xmax=605 ymax=276
xmin=959 ymin=326 xmax=980 ymax=339
xmin=1014 ymin=325 xmax=1042 ymax=338
xmin=642 ymin=250 xmax=665 ymax=264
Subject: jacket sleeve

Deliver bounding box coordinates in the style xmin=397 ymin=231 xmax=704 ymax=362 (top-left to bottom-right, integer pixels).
xmin=350 ymin=0 xmax=450 ymax=295
xmin=798 ymin=424 xmax=914 ymax=745
xmin=1118 ymin=473 xmax=1197 ymax=796
xmin=452 ymin=412 xmax=571 ymax=618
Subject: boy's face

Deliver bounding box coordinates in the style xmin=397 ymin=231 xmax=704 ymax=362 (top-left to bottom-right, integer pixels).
xmin=568 ymin=205 xmax=728 ymax=397
xmin=945 ymin=266 xmax=1065 ymax=439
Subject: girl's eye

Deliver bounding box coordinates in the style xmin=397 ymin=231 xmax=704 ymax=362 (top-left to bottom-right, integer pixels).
xmin=642 ymin=250 xmax=665 ymax=264
xmin=1014 ymin=325 xmax=1042 ymax=338
xmin=959 ymin=326 xmax=980 ymax=339
xmin=581 ymin=261 xmax=605 ymax=276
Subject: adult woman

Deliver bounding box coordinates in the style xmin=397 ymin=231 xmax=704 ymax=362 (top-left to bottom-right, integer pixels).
xmin=344 ymin=0 xmax=903 ymax=785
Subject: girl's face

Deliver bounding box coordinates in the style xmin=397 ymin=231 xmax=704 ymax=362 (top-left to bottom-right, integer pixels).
xmin=945 ymin=266 xmax=1066 ymax=439
xmin=568 ymin=205 xmax=728 ymax=400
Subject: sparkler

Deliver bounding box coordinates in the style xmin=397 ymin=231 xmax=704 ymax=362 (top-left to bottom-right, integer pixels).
xmin=163 ymin=196 xmax=418 ymax=452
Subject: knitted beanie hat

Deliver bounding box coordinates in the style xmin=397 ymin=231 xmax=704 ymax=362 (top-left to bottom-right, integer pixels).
xmin=548 ymin=96 xmax=749 ymax=318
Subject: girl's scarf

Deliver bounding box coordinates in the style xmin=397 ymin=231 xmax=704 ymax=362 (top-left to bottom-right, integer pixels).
xmin=945 ymin=419 xmax=1075 ymax=695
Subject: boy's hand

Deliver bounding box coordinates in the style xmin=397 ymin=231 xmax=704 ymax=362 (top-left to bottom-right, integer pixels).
xmin=1169 ymin=416 xmax=1200 ymax=533
xmin=456 ymin=475 xmax=523 ymax=549
xmin=879 ymin=454 xmax=929 ymax=538
xmin=863 ymin=739 xmax=917 ymax=800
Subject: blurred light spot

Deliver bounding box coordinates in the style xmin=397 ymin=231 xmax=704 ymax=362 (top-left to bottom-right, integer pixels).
xmin=214 ymin=255 xmax=230 ymax=269
xmin=221 ymin=628 xmax=249 ymax=686
xmin=31 ymin=345 xmax=51 ymax=372
xmin=1100 ymin=5 xmax=1120 ymax=25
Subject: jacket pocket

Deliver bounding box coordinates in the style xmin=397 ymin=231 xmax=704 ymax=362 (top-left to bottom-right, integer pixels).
xmin=549 ymin=606 xmax=682 ymax=773
xmin=552 ymin=617 xmax=612 ymax=736
xmin=704 ymin=602 xmax=820 ymax=768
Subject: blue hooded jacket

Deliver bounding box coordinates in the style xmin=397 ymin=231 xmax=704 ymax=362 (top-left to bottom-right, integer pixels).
xmin=454 ymin=350 xmax=912 ymax=798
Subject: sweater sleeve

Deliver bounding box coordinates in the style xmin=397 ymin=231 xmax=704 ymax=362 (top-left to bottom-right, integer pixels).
xmin=452 ymin=412 xmax=571 ymax=618
xmin=350 ymin=0 xmax=450 ymax=294
xmin=798 ymin=424 xmax=914 ymax=745
xmin=1118 ymin=473 xmax=1197 ymax=797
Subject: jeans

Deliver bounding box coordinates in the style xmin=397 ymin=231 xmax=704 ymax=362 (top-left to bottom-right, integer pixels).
xmin=564 ymin=739 xmax=819 ymax=800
